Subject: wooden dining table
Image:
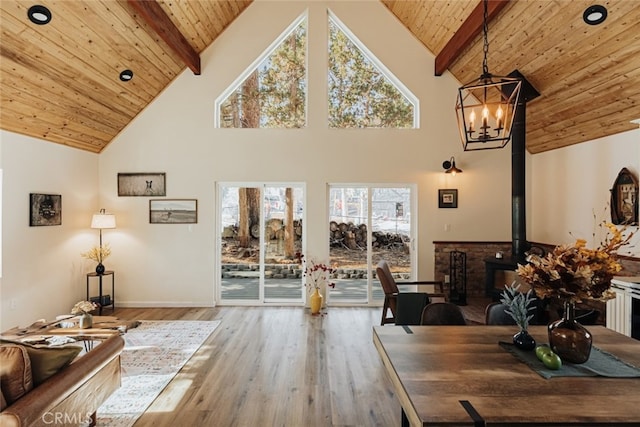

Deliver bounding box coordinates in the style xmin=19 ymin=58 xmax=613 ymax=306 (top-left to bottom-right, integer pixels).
xmin=373 ymin=325 xmax=640 ymax=426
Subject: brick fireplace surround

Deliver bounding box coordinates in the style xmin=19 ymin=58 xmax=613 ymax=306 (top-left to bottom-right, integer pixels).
xmin=433 ymin=241 xmax=640 ymax=301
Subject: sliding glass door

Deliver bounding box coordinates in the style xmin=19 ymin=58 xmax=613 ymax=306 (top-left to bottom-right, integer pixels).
xmin=218 ymin=183 xmax=304 ymax=304
xmin=328 ymin=185 xmax=415 ymax=304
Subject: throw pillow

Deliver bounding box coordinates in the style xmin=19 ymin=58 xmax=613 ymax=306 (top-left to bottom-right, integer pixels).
xmin=0 ymin=343 xmax=34 ymax=405
xmin=24 ymin=345 xmax=82 ymax=385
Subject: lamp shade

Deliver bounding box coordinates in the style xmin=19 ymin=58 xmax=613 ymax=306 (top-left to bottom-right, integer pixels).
xmin=91 ymin=209 xmax=116 ymax=229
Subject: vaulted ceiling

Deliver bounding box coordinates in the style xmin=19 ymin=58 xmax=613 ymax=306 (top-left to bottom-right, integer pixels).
xmin=1 ymin=0 xmax=639 ymax=154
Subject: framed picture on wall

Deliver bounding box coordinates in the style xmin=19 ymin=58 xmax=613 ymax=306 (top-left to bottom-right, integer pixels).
xmin=610 ymin=167 xmax=638 ymax=226
xmin=149 ymin=199 xmax=197 ymax=224
xmin=438 ymin=189 xmax=458 ymax=209
xmin=30 ymin=193 xmax=62 ymax=226
xmin=118 ymin=172 xmax=166 ymax=196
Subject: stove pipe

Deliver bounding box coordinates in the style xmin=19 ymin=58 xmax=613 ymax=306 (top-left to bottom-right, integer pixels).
xmin=508 ymin=70 xmax=540 ymax=262
xmin=512 ymin=99 xmax=526 ymax=261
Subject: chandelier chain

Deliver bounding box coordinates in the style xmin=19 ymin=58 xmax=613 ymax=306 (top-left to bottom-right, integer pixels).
xmin=482 ymin=0 xmax=489 ymax=76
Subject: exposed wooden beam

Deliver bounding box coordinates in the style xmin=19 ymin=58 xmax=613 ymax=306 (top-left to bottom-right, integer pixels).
xmin=127 ymin=0 xmax=201 ymax=75
xmin=434 ymin=0 xmax=511 ymax=76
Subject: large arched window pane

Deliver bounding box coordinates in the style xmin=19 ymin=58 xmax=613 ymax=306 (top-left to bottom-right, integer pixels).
xmin=328 ymin=12 xmax=417 ymax=128
xmin=216 ymin=14 xmax=307 ymax=128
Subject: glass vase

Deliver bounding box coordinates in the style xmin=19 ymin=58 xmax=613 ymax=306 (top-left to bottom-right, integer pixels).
xmin=547 ymin=300 xmax=592 ymax=364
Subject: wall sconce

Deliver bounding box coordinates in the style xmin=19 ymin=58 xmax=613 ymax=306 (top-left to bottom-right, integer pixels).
xmin=443 ymin=157 xmax=463 ymax=175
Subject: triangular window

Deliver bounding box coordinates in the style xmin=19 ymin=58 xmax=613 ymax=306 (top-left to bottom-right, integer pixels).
xmin=328 ymin=12 xmax=417 ymax=128
xmin=216 ymin=14 xmax=307 ymax=128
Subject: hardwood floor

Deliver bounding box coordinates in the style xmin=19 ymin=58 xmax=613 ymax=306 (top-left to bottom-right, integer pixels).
xmin=111 ymin=306 xmax=400 ymax=427
xmin=110 ymin=298 xmax=490 ymax=426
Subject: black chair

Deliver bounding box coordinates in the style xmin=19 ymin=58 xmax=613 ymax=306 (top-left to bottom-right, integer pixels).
xmin=395 ymin=292 xmax=430 ymax=325
xmin=420 ymin=302 xmax=467 ymax=325
xmin=485 ymin=302 xmax=517 ymax=325
xmin=376 ymin=260 xmax=446 ymax=325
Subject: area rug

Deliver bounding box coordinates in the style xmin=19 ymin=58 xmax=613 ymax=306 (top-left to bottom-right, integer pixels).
xmin=97 ymin=320 xmax=220 ymax=427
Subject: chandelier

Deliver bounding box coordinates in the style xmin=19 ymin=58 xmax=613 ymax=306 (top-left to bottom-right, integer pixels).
xmin=455 ymin=0 xmax=521 ymax=151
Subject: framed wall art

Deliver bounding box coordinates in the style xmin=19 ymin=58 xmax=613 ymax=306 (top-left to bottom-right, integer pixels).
xmin=149 ymin=199 xmax=197 ymax=224
xmin=610 ymin=167 xmax=638 ymax=225
xmin=118 ymin=172 xmax=166 ymax=197
xmin=438 ymin=189 xmax=458 ymax=209
xmin=30 ymin=193 xmax=62 ymax=226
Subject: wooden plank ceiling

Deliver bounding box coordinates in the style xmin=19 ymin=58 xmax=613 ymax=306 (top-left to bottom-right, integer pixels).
xmin=0 ymin=0 xmax=251 ymax=153
xmin=1 ymin=0 xmax=638 ymax=154
xmin=384 ymin=0 xmax=640 ymax=153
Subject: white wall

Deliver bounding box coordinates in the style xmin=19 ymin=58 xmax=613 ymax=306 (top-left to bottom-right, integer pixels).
xmin=530 ymin=128 xmax=640 ymax=256
xmin=0 ymin=131 xmax=98 ymax=329
xmin=3 ymin=1 xmax=635 ymax=325
xmin=99 ymin=1 xmax=515 ymax=307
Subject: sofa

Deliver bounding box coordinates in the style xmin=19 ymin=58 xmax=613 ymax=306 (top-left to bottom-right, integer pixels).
xmin=0 ymin=334 xmax=124 ymax=427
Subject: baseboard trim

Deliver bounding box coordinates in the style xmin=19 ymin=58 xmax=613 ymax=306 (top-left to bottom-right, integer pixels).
xmin=116 ymin=301 xmax=216 ymax=308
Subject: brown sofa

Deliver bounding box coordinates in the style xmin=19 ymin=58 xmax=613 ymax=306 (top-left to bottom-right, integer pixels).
xmin=0 ymin=334 xmax=124 ymax=427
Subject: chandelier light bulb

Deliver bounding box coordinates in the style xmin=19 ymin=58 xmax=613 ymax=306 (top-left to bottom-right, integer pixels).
xmin=482 ymin=106 xmax=489 ymax=129
xmin=496 ymin=105 xmax=504 ymax=129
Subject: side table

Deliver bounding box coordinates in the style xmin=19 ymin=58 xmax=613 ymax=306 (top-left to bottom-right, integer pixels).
xmin=86 ymin=271 xmax=115 ymax=315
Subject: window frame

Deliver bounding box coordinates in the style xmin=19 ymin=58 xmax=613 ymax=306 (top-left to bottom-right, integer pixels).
xmin=327 ymin=10 xmax=419 ymax=129
xmin=214 ymin=11 xmax=309 ymax=129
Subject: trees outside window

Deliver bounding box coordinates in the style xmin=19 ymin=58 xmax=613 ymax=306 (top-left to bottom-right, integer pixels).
xmin=216 ymin=10 xmax=418 ymax=130
xmin=219 ymin=184 xmax=305 ymax=304
xmin=327 ymin=14 xmax=416 ymax=128
xmin=218 ymin=15 xmax=307 ymax=128
xmin=328 ymin=185 xmax=416 ymax=304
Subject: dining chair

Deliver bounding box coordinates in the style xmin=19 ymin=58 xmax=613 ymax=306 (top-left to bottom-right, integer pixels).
xmin=420 ymin=302 xmax=467 ymax=325
xmin=376 ymin=260 xmax=446 ymax=326
xmin=395 ymin=292 xmax=430 ymax=326
xmin=484 ymin=302 xmax=517 ymax=325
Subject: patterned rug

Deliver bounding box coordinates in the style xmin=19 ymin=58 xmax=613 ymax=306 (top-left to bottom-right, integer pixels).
xmin=97 ymin=320 xmax=221 ymax=427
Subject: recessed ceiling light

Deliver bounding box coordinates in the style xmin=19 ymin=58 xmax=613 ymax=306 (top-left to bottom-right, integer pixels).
xmin=119 ymin=70 xmax=134 ymax=82
xmin=583 ymin=5 xmax=607 ymax=25
xmin=631 ymin=119 xmax=640 ymax=126
xmin=27 ymin=5 xmax=52 ymax=25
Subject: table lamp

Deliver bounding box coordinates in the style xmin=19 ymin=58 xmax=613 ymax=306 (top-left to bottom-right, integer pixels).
xmin=91 ymin=208 xmax=116 ymax=274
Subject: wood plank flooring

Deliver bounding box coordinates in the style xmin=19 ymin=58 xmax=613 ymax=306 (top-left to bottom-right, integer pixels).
xmin=110 ymin=298 xmax=491 ymax=426
xmin=110 ymin=306 xmax=401 ymax=427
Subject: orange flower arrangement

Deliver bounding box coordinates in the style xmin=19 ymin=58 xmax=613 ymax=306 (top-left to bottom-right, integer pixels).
xmin=517 ymin=222 xmax=633 ymax=303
